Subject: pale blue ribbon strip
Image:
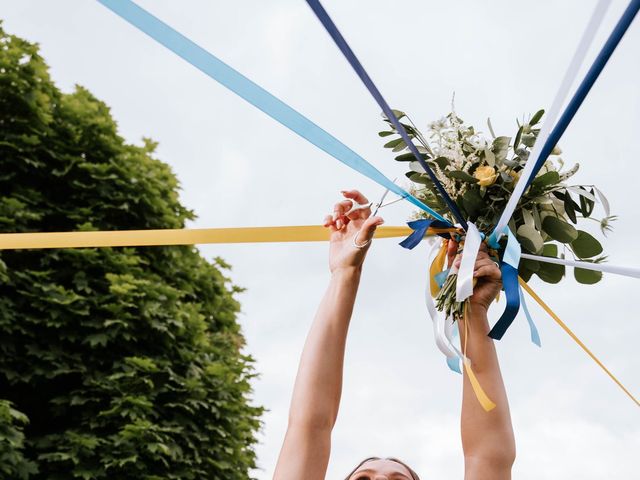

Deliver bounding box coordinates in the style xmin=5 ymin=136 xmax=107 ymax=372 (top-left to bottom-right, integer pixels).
xmin=447 ymin=356 xmax=461 ymax=374
xmin=96 ymin=0 xmax=441 ymax=218
xmin=519 ymin=285 xmax=541 ymax=347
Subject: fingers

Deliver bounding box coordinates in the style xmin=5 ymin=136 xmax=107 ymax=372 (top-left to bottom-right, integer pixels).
xmin=447 ymin=239 xmax=458 ymax=267
xmin=354 ymin=215 xmax=384 ymax=245
xmin=341 ymin=189 xmax=369 ymax=205
xmin=473 ymin=257 xmax=501 ymax=280
xmin=331 ymin=199 xmax=353 ymax=229
xmin=340 ymin=191 xmax=370 ymax=220
xmin=323 ymin=214 xmax=338 ymax=233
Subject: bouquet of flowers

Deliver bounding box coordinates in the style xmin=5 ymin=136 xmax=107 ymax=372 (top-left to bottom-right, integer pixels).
xmin=379 ymin=108 xmax=614 ymax=321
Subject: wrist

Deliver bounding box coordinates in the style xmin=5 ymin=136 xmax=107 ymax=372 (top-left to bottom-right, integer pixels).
xmin=331 ymin=266 xmax=362 ymax=281
xmin=467 ymin=302 xmax=490 ymax=318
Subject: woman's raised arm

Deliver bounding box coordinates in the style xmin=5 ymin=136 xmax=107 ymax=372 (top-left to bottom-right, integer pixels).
xmin=449 ymin=243 xmax=516 ymax=480
xmin=273 ymin=190 xmax=383 ymax=480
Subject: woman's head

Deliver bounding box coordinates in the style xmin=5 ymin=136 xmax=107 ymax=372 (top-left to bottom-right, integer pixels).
xmin=345 ymin=457 xmax=420 ymax=480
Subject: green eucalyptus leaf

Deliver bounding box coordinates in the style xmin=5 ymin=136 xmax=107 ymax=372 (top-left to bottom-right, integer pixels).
xmin=532 ymin=171 xmax=560 ymax=188
xmin=574 ymin=267 xmax=602 ymax=284
xmin=492 ymin=136 xmax=511 ymax=162
xmin=571 ymin=230 xmax=603 ymax=258
xmin=520 ymin=258 xmax=540 ymax=272
xmin=406 ymin=171 xmax=430 ymax=185
xmin=542 ymin=243 xmax=558 ymax=257
xmin=395 ymin=152 xmax=429 ymax=162
xmin=383 ymin=138 xmax=404 ymax=149
xmin=433 ymin=156 xmax=450 ymax=169
xmin=529 ymin=109 xmax=545 ymax=125
xmin=542 ymin=216 xmax=578 ymax=242
xmin=522 ymin=133 xmax=536 ymax=148
xmin=518 ymin=266 xmax=535 ymax=282
xmin=514 ymin=126 xmax=523 ymax=150
xmin=378 ymin=131 xmax=394 ymax=137
xmin=446 ymin=170 xmax=478 ymax=183
xmin=578 ymin=187 xmax=595 ymax=217
xmin=564 ymin=192 xmax=577 ymax=224
xmin=462 ymin=188 xmax=483 ymax=218
xmin=392 ymin=141 xmax=408 ymax=152
xmin=535 ymin=262 xmax=565 ymax=283
xmin=516 ymin=224 xmax=544 ymax=254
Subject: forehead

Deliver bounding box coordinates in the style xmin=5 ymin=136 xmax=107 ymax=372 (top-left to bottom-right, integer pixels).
xmin=352 ymin=458 xmax=412 ymax=478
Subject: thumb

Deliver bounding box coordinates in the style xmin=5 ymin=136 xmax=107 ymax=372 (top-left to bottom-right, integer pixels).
xmin=359 ymin=215 xmax=384 ymax=242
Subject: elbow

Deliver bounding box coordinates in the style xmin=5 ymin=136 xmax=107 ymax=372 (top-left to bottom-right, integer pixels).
xmin=465 ymin=443 xmax=516 ymax=472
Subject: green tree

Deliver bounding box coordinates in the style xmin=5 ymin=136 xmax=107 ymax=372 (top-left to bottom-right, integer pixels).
xmin=0 ymin=23 xmax=263 ymax=479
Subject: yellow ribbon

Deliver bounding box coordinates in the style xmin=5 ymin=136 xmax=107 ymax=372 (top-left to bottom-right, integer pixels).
xmin=0 ymin=225 xmax=459 ymax=250
xmin=462 ymin=303 xmax=497 ymax=412
xmin=2 ymin=223 xmax=633 ymax=407
xmin=519 ymin=278 xmax=639 ymax=407
xmin=429 ymin=240 xmax=448 ymax=296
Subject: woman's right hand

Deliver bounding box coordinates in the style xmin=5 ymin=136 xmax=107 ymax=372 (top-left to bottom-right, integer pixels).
xmin=323 ymin=190 xmax=384 ymax=274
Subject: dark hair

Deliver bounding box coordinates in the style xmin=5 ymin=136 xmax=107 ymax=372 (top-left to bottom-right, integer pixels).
xmin=344 ymin=456 xmax=421 ymax=480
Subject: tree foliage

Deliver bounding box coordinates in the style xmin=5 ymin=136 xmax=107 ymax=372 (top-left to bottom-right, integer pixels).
xmin=0 ymin=23 xmax=263 ymax=479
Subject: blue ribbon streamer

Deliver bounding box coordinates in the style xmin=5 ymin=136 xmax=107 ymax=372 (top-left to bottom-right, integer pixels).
xmin=489 ymin=263 xmax=521 ymax=340
xmin=399 ymin=219 xmax=453 ymax=249
xmin=488 ymin=228 xmax=521 ymax=340
xmin=305 ymin=0 xmax=466 ymax=229
xmin=524 ymin=0 xmax=639 ymax=188
xmin=519 ymin=286 xmax=541 ymax=347
xmin=96 ymin=0 xmax=443 ymax=219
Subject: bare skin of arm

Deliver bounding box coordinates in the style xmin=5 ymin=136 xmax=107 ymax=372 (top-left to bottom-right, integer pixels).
xmin=448 ymin=241 xmax=516 ymax=479
xmin=274 ymin=188 xmax=515 ymax=479
xmin=273 ymin=190 xmax=383 ymax=480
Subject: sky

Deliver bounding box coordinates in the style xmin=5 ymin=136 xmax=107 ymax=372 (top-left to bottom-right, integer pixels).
xmin=0 ymin=1 xmax=638 ymax=478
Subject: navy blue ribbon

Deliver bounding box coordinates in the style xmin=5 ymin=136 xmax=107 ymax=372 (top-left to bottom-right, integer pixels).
xmin=525 ymin=0 xmax=639 ymax=188
xmin=305 ymin=0 xmax=465 ymax=230
xmin=399 ymin=219 xmax=453 ymax=249
xmin=488 ymin=262 xmax=521 ymax=340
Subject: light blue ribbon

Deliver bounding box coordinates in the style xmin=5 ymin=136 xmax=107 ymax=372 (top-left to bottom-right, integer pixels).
xmin=446 ymin=356 xmax=461 ymax=374
xmin=96 ymin=0 xmax=444 ymax=219
xmin=519 ymin=286 xmax=541 ymax=347
xmin=502 ymin=227 xmax=521 ymax=269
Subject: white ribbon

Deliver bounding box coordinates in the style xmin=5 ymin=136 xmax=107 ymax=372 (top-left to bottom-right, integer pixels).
xmin=425 ymin=240 xmax=460 ymax=362
xmin=521 ymin=253 xmax=640 ymax=279
xmin=456 ymin=222 xmax=482 ymax=301
xmin=491 ymin=0 xmax=611 ymax=238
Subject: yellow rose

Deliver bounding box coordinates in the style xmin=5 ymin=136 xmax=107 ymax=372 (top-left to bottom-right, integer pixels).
xmin=508 ymin=170 xmax=521 ymax=182
xmin=474 ymin=165 xmax=498 ymax=186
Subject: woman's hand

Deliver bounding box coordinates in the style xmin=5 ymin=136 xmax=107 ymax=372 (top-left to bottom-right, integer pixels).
xmin=447 ymin=240 xmax=502 ymax=312
xmin=323 ymin=190 xmax=384 ymax=274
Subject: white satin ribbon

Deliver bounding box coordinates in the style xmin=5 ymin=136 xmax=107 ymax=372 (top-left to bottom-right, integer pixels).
xmin=521 ymin=253 xmax=640 ymax=279
xmin=456 ymin=222 xmax=482 ymax=301
xmin=425 ymin=240 xmax=460 ymax=362
xmin=492 ymin=0 xmax=611 ymax=238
